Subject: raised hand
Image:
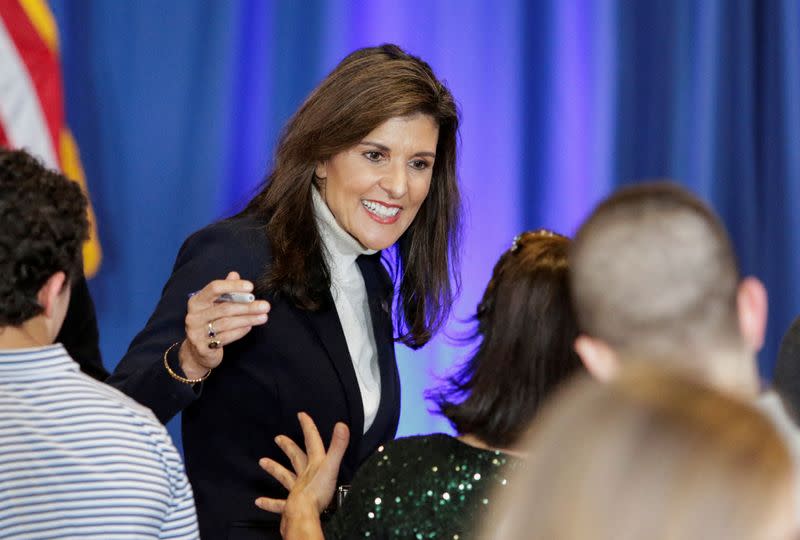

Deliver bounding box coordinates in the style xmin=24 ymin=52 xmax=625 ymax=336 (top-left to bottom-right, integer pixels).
xmin=179 ymin=271 xmax=270 ymax=380
xmin=256 ymin=413 xmax=350 ymax=538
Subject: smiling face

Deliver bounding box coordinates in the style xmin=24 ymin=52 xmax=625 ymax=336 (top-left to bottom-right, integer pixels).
xmin=315 ymin=113 xmax=439 ymax=250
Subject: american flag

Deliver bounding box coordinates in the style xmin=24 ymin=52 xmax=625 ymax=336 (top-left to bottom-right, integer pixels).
xmin=0 ymin=0 xmax=101 ymax=276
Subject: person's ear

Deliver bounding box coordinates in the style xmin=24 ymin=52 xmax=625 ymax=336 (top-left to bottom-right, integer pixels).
xmin=37 ymin=271 xmax=67 ymax=318
xmin=574 ymin=334 xmax=619 ymax=382
xmin=737 ymin=276 xmax=768 ymax=353
xmin=314 ymin=161 xmax=327 ymax=181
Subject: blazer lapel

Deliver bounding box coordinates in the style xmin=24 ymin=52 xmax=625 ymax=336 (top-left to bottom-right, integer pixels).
xmin=300 ymin=296 xmax=365 ymax=440
xmin=299 ymin=254 xmax=398 ymax=465
xmin=358 ymin=254 xmax=395 ymax=381
xmin=357 ymin=254 xmax=400 ymax=459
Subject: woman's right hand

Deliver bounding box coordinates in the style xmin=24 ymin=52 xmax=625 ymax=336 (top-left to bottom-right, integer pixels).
xmin=179 ymin=271 xmax=271 ymax=379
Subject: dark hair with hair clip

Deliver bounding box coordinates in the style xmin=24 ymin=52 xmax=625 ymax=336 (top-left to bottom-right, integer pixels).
xmin=0 ymin=148 xmax=89 ymax=326
xmin=428 ymin=230 xmax=582 ymax=448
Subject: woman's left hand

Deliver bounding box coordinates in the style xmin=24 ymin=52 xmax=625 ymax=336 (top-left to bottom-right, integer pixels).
xmin=256 ymin=412 xmax=349 ymax=527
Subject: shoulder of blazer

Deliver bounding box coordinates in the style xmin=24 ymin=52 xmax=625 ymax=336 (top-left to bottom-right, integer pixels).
xmin=176 ymin=213 xmax=273 ymax=274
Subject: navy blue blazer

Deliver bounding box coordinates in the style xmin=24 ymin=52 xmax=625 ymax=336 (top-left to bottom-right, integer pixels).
xmin=108 ymin=214 xmax=401 ymax=540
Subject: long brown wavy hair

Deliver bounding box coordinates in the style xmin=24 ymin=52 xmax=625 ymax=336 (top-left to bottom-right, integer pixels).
xmin=243 ymin=44 xmax=461 ymax=348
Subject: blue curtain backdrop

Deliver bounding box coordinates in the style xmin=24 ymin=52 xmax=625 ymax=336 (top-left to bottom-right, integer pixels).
xmin=49 ymin=0 xmax=800 ymax=446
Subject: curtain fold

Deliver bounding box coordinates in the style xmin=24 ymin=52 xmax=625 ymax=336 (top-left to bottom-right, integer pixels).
xmin=50 ymin=0 xmax=800 ymax=440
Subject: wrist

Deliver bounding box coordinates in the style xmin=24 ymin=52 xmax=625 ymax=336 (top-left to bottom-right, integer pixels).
xmin=286 ymin=491 xmax=324 ymax=519
xmin=282 ymin=514 xmax=324 ymax=540
xmin=178 ymin=341 xmax=211 ymax=381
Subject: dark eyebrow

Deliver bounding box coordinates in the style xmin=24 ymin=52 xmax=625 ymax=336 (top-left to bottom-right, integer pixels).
xmin=360 ymin=140 xmax=436 ymax=159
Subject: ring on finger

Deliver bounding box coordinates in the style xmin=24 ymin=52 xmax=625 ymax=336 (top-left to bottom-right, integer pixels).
xmin=208 ymin=339 xmax=221 ymax=350
xmin=207 ymin=321 xmax=217 ymax=338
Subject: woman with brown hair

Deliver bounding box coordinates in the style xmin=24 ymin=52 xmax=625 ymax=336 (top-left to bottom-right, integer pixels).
xmin=108 ymin=44 xmax=461 ymax=539
xmin=257 ymin=230 xmax=584 ymax=539
xmin=483 ymin=366 xmax=798 ymax=540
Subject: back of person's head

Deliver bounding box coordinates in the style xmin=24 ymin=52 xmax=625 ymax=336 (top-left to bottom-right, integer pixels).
xmin=571 ymin=181 xmax=741 ymax=357
xmin=570 ymin=182 xmax=767 ymax=393
xmin=429 ymin=230 xmax=582 ymax=449
xmin=0 ymin=148 xmax=88 ymax=327
xmin=483 ymin=365 xmax=796 ymax=540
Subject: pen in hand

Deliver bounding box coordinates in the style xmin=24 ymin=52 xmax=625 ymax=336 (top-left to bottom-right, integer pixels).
xmin=187 ymin=291 xmax=256 ymax=303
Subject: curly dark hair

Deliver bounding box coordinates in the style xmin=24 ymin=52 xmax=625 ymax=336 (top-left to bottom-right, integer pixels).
xmin=0 ymin=148 xmax=89 ymax=326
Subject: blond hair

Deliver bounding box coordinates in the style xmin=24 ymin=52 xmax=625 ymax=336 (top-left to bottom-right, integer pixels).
xmin=483 ymin=366 xmax=795 ymax=540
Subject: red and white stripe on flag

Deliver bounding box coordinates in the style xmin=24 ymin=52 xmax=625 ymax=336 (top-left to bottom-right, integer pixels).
xmin=0 ymin=0 xmax=101 ymax=276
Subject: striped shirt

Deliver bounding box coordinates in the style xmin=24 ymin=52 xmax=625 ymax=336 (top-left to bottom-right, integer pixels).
xmin=0 ymin=344 xmax=199 ymax=539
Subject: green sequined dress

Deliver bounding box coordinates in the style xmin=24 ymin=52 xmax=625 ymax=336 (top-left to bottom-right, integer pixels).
xmin=325 ymin=433 xmax=522 ymax=540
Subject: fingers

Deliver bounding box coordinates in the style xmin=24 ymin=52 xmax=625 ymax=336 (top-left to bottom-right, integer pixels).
xmin=298 ymin=412 xmax=325 ymax=460
xmin=275 ymin=435 xmax=308 ymax=473
xmin=186 ymin=314 xmax=266 ymax=350
xmin=184 ymin=302 xmax=269 ymax=354
xmin=183 ymin=273 xmax=270 ymax=364
xmin=263 ymin=418 xmax=351 ymax=519
xmin=255 ymin=497 xmax=286 ymax=514
xmin=200 ymin=326 xmax=254 ymax=349
xmin=316 ymin=422 xmax=349 ymax=489
xmin=186 ymin=299 xmax=270 ymax=335
xmin=269 ymin=415 xmax=349 ymax=486
xmin=195 ymin=310 xmax=270 ymax=333
xmin=259 ymin=457 xmax=296 ymax=491
xmin=188 ymin=277 xmax=254 ymax=308
xmin=327 ymin=422 xmax=350 ymax=465
xmin=188 ymin=298 xmax=271 ymax=321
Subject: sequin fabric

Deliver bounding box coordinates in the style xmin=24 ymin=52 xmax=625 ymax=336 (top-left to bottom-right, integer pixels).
xmin=325 ymin=433 xmax=522 ymax=539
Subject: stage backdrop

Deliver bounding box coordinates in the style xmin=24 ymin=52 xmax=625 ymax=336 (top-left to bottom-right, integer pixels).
xmin=50 ymin=0 xmax=800 ymax=447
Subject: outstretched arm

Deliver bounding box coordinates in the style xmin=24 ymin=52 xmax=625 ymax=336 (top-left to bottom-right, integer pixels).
xmin=107 ymin=221 xmax=269 ymax=423
xmin=256 ymin=412 xmax=350 ymax=540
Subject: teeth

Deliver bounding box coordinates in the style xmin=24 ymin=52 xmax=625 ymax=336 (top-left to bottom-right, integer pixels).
xmin=362 ymin=200 xmax=400 ymax=218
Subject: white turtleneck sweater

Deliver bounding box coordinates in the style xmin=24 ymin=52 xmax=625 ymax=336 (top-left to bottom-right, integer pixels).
xmin=312 ymin=187 xmax=382 ymax=433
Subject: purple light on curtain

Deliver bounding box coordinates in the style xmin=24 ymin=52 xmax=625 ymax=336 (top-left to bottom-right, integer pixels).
xmin=400 ymin=1 xmax=524 ymax=436
xmin=544 ymin=0 xmax=616 ymax=235
xmin=317 ymin=1 xmax=523 ymax=436
xmin=220 ymin=0 xmax=274 ymax=215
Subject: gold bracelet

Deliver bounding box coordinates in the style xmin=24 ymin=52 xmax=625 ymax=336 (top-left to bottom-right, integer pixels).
xmin=163 ymin=341 xmax=212 ymax=384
